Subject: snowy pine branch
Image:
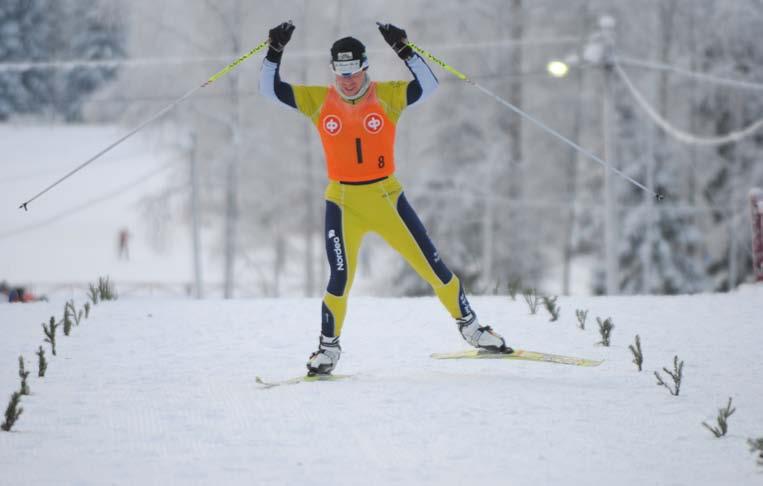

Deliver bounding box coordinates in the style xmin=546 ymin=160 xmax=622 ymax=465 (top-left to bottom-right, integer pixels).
xmin=575 ymin=309 xmax=588 ymax=330
xmin=596 ymin=317 xmax=614 ymax=346
xmin=42 ymin=316 xmax=57 ymax=356
xmin=749 ymin=438 xmax=763 ymax=466
xmin=66 ymin=300 xmax=82 ymax=326
xmin=1 ymin=392 xmax=23 ymax=432
xmin=88 ymin=284 xmax=100 ymax=305
xmin=702 ymin=397 xmax=735 ymax=438
xmin=542 ymin=296 xmax=560 ymax=322
xmin=629 ymin=335 xmax=644 ymax=371
xmin=62 ymin=305 xmax=73 ymax=336
xmin=522 ymin=288 xmax=540 ymax=314
xmin=37 ymin=346 xmax=47 ymax=378
xmin=97 ymin=277 xmax=117 ymax=301
xmin=655 ymin=355 xmax=684 ymax=396
xmin=18 ymin=356 xmax=30 ymax=396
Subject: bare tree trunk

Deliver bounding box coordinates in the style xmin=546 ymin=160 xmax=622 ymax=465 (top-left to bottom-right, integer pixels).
xmin=507 ymin=0 xmax=524 ymax=278
xmin=189 ymin=133 xmax=204 ymax=298
xmin=644 ymin=0 xmax=677 ymax=292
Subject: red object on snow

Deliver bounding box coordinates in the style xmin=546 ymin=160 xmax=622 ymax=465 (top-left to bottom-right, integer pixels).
xmin=751 ymin=188 xmax=763 ymax=282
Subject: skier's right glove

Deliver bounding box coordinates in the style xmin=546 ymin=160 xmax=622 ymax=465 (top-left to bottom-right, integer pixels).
xmin=377 ymin=22 xmax=413 ymax=60
xmin=266 ymin=21 xmax=295 ymax=63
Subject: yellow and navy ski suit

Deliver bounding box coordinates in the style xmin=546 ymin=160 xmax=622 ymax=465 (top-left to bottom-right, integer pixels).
xmin=260 ymin=52 xmax=473 ymax=337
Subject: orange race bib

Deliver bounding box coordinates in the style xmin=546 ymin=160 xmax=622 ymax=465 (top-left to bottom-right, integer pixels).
xmin=316 ymin=83 xmax=397 ymax=182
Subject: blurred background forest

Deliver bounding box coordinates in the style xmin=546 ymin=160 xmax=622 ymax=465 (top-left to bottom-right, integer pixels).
xmin=1 ymin=0 xmax=762 ymax=299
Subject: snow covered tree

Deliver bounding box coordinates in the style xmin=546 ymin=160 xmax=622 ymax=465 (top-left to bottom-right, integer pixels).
xmin=693 ymin=1 xmax=763 ymax=290
xmin=0 ymin=0 xmax=52 ymax=118
xmin=590 ymin=2 xmax=710 ymax=295
xmin=0 ymin=0 xmax=125 ymax=121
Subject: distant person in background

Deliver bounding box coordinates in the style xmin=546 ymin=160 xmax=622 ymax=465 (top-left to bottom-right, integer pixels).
xmin=260 ymin=21 xmax=511 ymax=376
xmin=118 ymin=228 xmax=131 ymax=260
xmin=8 ymin=286 xmax=42 ymax=303
xmin=0 ymin=281 xmax=9 ymax=302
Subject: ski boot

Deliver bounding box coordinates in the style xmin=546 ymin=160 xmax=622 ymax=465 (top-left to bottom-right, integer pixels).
xmin=456 ymin=313 xmax=511 ymax=353
xmin=306 ymin=334 xmax=341 ymax=376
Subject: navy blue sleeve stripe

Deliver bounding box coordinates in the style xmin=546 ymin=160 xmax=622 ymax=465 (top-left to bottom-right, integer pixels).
xmin=407 ymin=80 xmax=423 ymax=105
xmin=273 ymin=66 xmax=296 ymax=108
xmin=260 ymin=59 xmax=297 ymax=109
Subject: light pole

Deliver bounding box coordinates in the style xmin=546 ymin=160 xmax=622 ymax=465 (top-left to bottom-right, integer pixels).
xmin=547 ymin=15 xmax=618 ymax=295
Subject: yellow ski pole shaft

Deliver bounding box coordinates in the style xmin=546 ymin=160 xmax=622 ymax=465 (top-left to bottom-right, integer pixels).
xmin=408 ymin=42 xmax=663 ymax=200
xmin=19 ymin=39 xmax=270 ymax=211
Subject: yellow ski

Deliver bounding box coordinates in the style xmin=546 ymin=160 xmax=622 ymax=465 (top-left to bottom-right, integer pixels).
xmin=255 ymin=374 xmax=353 ymax=389
xmin=431 ymin=349 xmax=603 ymax=367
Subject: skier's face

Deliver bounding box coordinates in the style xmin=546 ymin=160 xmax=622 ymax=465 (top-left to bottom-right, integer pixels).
xmin=335 ymin=70 xmax=366 ymax=97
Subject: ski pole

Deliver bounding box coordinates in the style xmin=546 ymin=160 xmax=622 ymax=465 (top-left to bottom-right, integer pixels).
xmin=407 ymin=41 xmax=664 ymax=201
xmin=18 ymin=39 xmax=270 ymax=211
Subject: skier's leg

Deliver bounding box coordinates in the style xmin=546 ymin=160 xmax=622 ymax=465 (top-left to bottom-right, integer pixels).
xmin=308 ymin=199 xmax=364 ymax=374
xmin=376 ymin=189 xmax=466 ymax=318
xmin=376 ymin=187 xmax=509 ymax=351
xmin=321 ymin=200 xmax=364 ymax=337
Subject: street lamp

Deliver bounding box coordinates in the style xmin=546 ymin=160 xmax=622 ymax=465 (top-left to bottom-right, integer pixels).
xmin=547 ymin=60 xmax=570 ymax=78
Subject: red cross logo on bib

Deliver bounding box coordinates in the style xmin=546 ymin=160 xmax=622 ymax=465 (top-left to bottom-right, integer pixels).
xmin=363 ymin=113 xmax=384 ymax=134
xmin=323 ymin=115 xmax=342 ymax=136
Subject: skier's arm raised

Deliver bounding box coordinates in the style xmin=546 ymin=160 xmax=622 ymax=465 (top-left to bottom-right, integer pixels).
xmin=378 ymin=23 xmax=438 ymax=107
xmin=259 ymin=21 xmax=298 ymax=108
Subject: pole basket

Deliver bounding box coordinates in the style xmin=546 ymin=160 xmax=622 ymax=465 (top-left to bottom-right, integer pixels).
xmin=751 ymin=188 xmax=763 ymax=282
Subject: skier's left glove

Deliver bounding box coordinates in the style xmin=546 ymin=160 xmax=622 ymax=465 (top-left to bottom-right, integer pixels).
xmin=266 ymin=21 xmax=295 ymax=63
xmin=378 ymin=22 xmax=413 ymax=60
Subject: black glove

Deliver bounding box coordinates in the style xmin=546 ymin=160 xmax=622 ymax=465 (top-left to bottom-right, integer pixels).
xmin=266 ymin=21 xmax=295 ymax=62
xmin=377 ymin=22 xmax=413 ymax=60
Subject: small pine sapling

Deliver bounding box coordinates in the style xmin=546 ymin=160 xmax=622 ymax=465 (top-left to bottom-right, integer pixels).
xmin=629 ymin=335 xmax=644 ymax=371
xmin=84 ymin=302 xmax=91 ymax=319
xmin=66 ymin=300 xmax=84 ymax=326
xmin=655 ymin=355 xmax=684 ymax=396
xmin=88 ymin=283 xmax=100 ymax=305
xmin=522 ymin=288 xmax=540 ymax=314
xmin=596 ymin=317 xmax=614 ymax=346
xmin=575 ymin=309 xmax=588 ymax=330
xmin=542 ymin=296 xmax=561 ymax=322
xmin=18 ymin=356 xmax=30 ymax=396
xmin=1 ymin=392 xmax=23 ymax=432
xmin=97 ymin=276 xmax=117 ymax=301
xmin=37 ymin=346 xmax=47 ymax=378
xmin=62 ymin=305 xmax=73 ymax=336
xmin=702 ymin=397 xmax=735 ymax=438
xmin=508 ymin=278 xmax=522 ymax=301
xmin=749 ymin=437 xmax=763 ymax=465
xmin=42 ymin=316 xmax=58 ymax=356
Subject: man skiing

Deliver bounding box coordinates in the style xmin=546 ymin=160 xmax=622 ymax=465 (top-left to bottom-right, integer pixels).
xmin=260 ymin=21 xmax=511 ymax=375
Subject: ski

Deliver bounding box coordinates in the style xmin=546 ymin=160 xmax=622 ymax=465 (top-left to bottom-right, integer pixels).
xmin=255 ymin=374 xmax=353 ymax=389
xmin=431 ymin=348 xmax=603 ymax=367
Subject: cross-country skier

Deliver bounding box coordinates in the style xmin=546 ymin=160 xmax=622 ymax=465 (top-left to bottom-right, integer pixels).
xmin=260 ymin=21 xmax=511 ymax=375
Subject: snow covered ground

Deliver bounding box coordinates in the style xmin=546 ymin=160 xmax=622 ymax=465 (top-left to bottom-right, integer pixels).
xmin=0 ymin=124 xmax=195 ymax=294
xmin=1 ymin=286 xmax=762 ymax=485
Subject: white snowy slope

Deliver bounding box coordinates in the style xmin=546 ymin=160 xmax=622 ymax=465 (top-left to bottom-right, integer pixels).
xmin=0 ymin=125 xmax=192 ymax=288
xmin=1 ymin=288 xmax=762 ymax=486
